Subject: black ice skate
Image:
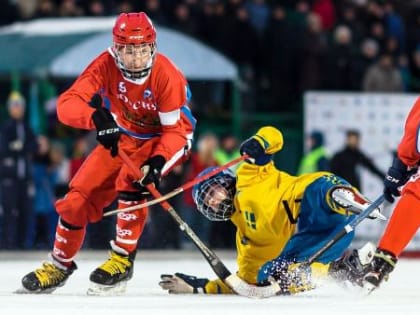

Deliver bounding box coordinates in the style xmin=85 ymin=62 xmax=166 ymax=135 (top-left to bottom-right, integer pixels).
xmin=329 ymin=242 xmax=376 ymax=288
xmin=363 ymin=249 xmax=397 ymax=293
xmin=87 ymin=243 xmax=136 ymax=296
xmin=17 ymin=260 xmax=77 ymax=294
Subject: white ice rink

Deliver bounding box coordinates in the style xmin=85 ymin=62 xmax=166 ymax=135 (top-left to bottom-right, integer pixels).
xmin=1 ymin=250 xmax=419 ymax=315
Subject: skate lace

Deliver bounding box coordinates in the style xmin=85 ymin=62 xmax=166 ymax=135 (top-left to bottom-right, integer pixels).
xmin=34 ymin=262 xmax=66 ymax=287
xmin=99 ymin=251 xmax=131 ymax=276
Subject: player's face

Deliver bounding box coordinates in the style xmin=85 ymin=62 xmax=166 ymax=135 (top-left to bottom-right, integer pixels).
xmin=204 ymin=185 xmax=229 ymax=213
xmin=118 ymin=43 xmax=153 ymax=72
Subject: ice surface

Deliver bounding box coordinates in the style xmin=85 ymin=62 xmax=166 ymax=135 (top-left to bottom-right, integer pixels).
xmin=1 ymin=250 xmax=419 ymax=315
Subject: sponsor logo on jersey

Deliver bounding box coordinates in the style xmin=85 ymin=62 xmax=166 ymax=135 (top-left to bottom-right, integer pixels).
xmin=117 ymin=81 xmax=157 ymax=111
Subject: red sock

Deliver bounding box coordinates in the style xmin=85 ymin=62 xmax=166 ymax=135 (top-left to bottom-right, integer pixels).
xmin=52 ymin=219 xmax=86 ymax=267
xmin=115 ymin=200 xmax=148 ymax=253
xmin=379 ymin=192 xmax=420 ymax=257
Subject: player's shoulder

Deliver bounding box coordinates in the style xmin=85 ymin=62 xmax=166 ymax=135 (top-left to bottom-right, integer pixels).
xmin=83 ymin=49 xmax=115 ymax=71
xmin=154 ymin=53 xmax=185 ymax=76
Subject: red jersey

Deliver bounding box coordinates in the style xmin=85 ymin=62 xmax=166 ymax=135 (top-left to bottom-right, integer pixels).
xmin=57 ymin=50 xmax=196 ymax=161
xmin=398 ymin=97 xmax=420 ymax=167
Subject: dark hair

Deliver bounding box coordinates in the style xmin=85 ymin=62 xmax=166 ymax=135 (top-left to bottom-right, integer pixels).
xmin=346 ymin=129 xmax=360 ymax=138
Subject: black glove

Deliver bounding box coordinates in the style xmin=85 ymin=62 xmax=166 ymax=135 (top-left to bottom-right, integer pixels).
xmin=239 ymin=138 xmax=272 ymax=165
xmin=90 ymin=95 xmax=120 ymax=157
xmin=383 ymin=157 xmax=416 ymax=203
xmin=159 ymin=273 xmax=209 ymax=294
xmin=135 ymin=155 xmax=166 ymax=188
xmin=240 ymin=138 xmax=264 ymax=161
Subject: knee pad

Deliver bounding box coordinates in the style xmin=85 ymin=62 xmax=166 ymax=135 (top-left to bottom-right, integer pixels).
xmin=56 ymin=190 xmax=102 ymax=226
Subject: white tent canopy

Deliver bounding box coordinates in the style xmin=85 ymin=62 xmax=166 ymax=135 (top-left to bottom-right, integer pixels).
xmin=50 ymin=26 xmax=238 ymax=80
xmin=0 ymin=17 xmax=238 ymax=80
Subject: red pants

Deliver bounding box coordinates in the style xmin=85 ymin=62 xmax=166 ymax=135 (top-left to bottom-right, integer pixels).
xmin=56 ymin=134 xmax=183 ymax=226
xmin=379 ymin=177 xmax=420 ymax=256
xmin=51 ymin=134 xmax=186 ymax=262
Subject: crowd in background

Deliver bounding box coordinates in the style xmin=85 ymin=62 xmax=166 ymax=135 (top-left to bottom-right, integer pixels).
xmin=2 ymin=0 xmax=420 ymax=112
xmin=0 ymin=0 xmax=417 ymax=250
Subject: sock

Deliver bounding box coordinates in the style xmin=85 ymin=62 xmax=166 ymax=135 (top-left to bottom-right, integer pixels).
xmin=115 ymin=200 xmax=148 ymax=253
xmin=52 ymin=218 xmax=85 ymax=267
xmin=379 ymin=192 xmax=420 ymax=257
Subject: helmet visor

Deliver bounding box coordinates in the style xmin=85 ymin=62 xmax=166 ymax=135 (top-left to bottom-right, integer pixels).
xmin=113 ymin=42 xmax=156 ymax=79
xmin=195 ymin=176 xmax=235 ymax=221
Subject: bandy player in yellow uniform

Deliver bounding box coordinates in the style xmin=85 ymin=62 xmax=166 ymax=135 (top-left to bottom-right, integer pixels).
xmin=160 ymin=126 xmax=384 ymax=295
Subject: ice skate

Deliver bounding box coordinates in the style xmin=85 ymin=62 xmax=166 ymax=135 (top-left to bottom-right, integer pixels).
xmin=363 ymin=249 xmax=397 ymax=294
xmin=329 ymin=242 xmax=376 ymax=288
xmin=87 ymin=244 xmax=136 ymax=296
xmin=16 ymin=260 xmax=77 ymax=294
xmin=330 ymin=186 xmax=386 ymax=220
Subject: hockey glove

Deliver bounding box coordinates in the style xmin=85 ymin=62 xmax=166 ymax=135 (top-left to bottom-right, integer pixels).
xmin=159 ymin=273 xmax=209 ymax=294
xmin=135 ymin=155 xmax=166 ymax=188
xmin=383 ymin=157 xmax=416 ymax=203
xmin=90 ymin=94 xmax=120 ymax=157
xmin=239 ymin=137 xmax=272 ymax=165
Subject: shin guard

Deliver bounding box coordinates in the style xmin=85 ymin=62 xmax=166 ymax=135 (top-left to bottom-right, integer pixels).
xmin=115 ymin=199 xmax=148 ymax=253
xmin=52 ymin=218 xmax=86 ymax=267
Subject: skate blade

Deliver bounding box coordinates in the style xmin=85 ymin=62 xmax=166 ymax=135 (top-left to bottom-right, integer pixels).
xmin=361 ymin=281 xmax=377 ymax=295
xmin=87 ymin=281 xmax=128 ymax=296
xmin=369 ymin=209 xmax=387 ymax=221
xmin=14 ymin=286 xmax=55 ymax=294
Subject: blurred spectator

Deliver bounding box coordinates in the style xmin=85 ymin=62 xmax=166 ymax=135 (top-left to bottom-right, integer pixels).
xmin=49 ymin=141 xmax=70 ymax=198
xmin=214 ymin=134 xmax=241 ymax=171
xmin=298 ymin=13 xmax=329 ymax=93
xmin=69 ymin=135 xmax=89 ymax=179
xmin=335 ymin=3 xmax=364 ymax=44
xmin=172 ymin=3 xmax=198 ymax=36
xmin=144 ymin=0 xmax=168 ymax=26
xmin=211 ymin=133 xmax=238 ymax=249
xmin=312 ymin=0 xmax=336 ymax=31
xmin=26 ymin=135 xmax=58 ymax=249
xmin=244 ymin=0 xmax=270 ymax=36
xmin=362 ymin=53 xmax=404 ymax=91
xmin=297 ymin=130 xmax=329 ymax=175
xmin=115 ymin=0 xmax=133 ymax=14
xmin=326 ymin=25 xmax=357 ymax=90
xmin=181 ymin=133 xmax=219 ymax=248
xmin=58 ymin=0 xmax=84 ymax=17
xmin=0 ymin=91 xmax=38 ymax=249
xmin=33 ymin=0 xmax=57 ymax=18
xmin=265 ymin=5 xmax=300 ymax=111
xmin=384 ymin=1 xmax=406 ymax=54
xmin=350 ymin=38 xmax=379 ymax=90
xmin=408 ymin=45 xmax=420 ymax=91
xmin=329 ymin=129 xmax=385 ymax=191
xmin=85 ymin=0 xmax=106 ymax=17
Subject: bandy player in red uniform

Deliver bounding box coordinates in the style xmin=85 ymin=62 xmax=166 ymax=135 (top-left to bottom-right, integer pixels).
xmin=19 ymin=12 xmax=196 ymax=295
xmin=363 ymin=98 xmax=420 ymax=292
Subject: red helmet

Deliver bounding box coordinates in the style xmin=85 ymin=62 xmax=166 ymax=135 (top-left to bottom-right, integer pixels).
xmin=112 ymin=12 xmax=157 ymax=83
xmin=113 ymin=12 xmax=156 ymax=45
